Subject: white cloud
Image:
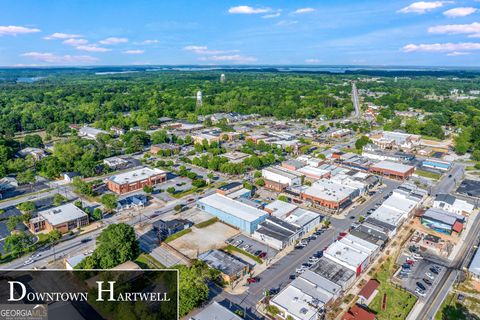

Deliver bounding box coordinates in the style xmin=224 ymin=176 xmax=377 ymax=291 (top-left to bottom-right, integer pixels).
xmin=447 ymin=51 xmax=471 ymax=56
xmin=292 ymin=8 xmax=316 ymax=15
xmin=0 ymin=25 xmax=41 ymax=36
xmin=428 ymin=22 xmax=480 ymax=37
xmin=276 ymin=20 xmax=298 ymax=26
xmin=44 ymin=32 xmax=82 ymax=40
xmin=262 ymin=12 xmax=281 ymax=19
xmin=76 ymin=45 xmax=111 ymax=52
xmin=402 ymin=42 xmax=480 ymax=52
xmin=21 ymin=52 xmax=98 ymax=64
xmin=228 ymin=6 xmax=271 ymax=14
xmin=136 ymin=39 xmax=159 ymax=45
xmin=398 ymin=1 xmax=447 ymax=14
xmin=63 ymin=38 xmax=88 ymax=46
xmin=183 ymin=45 xmax=238 ymax=55
xmin=305 ymin=58 xmax=321 ymax=63
xmin=123 ymin=49 xmax=144 ymax=54
xmin=443 ymin=7 xmax=478 ymax=17
xmin=199 ymin=54 xmax=257 ymax=63
xmin=98 ymin=37 xmax=128 ymax=45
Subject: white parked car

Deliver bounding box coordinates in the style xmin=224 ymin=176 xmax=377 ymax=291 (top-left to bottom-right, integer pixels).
xmin=415 ymin=288 xmax=426 ymax=297
xmin=425 ymin=272 xmax=435 ymax=280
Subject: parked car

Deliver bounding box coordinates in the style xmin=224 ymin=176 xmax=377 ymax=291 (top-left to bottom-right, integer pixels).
xmin=258 ymin=252 xmax=267 ymax=259
xmin=402 ymin=263 xmax=411 ymax=269
xmin=415 ymin=288 xmax=426 ymax=297
xmin=429 ymin=267 xmax=439 ymax=275
xmin=289 ymin=274 xmax=296 ymax=280
xmin=406 ymin=259 xmax=415 ymax=265
xmin=416 ymin=282 xmax=426 ymax=291
xmin=423 ymin=278 xmax=432 ymax=286
xmin=425 ymin=272 xmax=435 ymax=280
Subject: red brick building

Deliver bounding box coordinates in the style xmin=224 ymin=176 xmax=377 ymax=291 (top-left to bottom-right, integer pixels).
xmin=106 ymin=167 xmax=167 ymax=194
xmin=369 ymin=160 xmax=415 ymax=180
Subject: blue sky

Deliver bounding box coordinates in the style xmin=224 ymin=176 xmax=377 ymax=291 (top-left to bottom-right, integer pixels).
xmin=1 ymin=0 xmax=480 ymax=66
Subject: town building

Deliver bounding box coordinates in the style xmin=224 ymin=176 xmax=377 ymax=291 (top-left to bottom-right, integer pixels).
xmin=153 ymin=219 xmax=193 ymax=240
xmin=262 ymin=166 xmax=303 ymax=190
xmin=117 ymin=194 xmax=148 ymax=211
xmin=17 ymin=147 xmax=46 ymax=160
xmin=189 ymin=301 xmax=242 ymax=320
xmin=369 ymin=160 xmax=415 ymax=180
xmin=296 ymin=155 xmax=324 ymax=167
xmin=271 ymin=270 xmax=340 ymax=320
xmin=433 ymin=194 xmax=474 ymax=216
xmin=357 ymin=279 xmax=379 ymax=305
xmin=197 ymin=193 xmax=268 ymax=233
xmin=369 ymin=131 xmax=421 ymax=151
xmin=342 ymin=304 xmax=376 ymax=320
xmin=29 ymin=203 xmax=89 ymax=234
xmin=422 ymin=159 xmax=451 ymax=171
xmin=297 ymin=166 xmax=330 ymax=180
xmin=216 ymin=182 xmax=244 ymax=196
xmin=106 ymin=167 xmax=167 ymax=194
xmin=78 ymin=126 xmax=108 ymax=139
xmin=282 ymin=159 xmax=306 ymax=171
xmin=311 ymin=257 xmax=356 ymax=291
xmin=323 ymin=234 xmax=379 ymax=276
xmin=65 ymin=252 xmax=91 ymax=270
xmin=192 ymin=133 xmax=221 ymax=144
xmin=330 ymin=128 xmax=352 ymax=138
xmin=223 ymin=151 xmax=251 ymax=163
xmin=252 ymin=216 xmax=300 ymax=250
xmin=198 ymin=250 xmax=250 ymax=283
xmin=468 ymin=247 xmax=480 ymax=281
xmin=103 ymin=156 xmax=129 ymax=170
xmin=300 ymin=179 xmax=358 ymax=211
xmin=420 ymin=208 xmax=465 ymax=235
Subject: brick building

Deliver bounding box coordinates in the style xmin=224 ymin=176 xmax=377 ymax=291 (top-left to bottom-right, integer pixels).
xmin=106 ymin=167 xmax=167 ymax=194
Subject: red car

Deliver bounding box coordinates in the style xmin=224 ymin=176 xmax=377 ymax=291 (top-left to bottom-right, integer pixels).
xmin=247 ymin=277 xmax=259 ymax=284
xmin=258 ymin=252 xmax=267 ymax=259
xmin=406 ymin=259 xmax=415 ymax=265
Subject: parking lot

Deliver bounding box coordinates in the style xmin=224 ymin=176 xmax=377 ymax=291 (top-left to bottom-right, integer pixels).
xmin=226 ymin=234 xmax=279 ymax=261
xmin=396 ymin=250 xmax=445 ymax=299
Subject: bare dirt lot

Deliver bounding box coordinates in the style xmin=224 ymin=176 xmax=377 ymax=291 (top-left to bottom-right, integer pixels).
xmin=169 ymin=221 xmax=240 ymax=259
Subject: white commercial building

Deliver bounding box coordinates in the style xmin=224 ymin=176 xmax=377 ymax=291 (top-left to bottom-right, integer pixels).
xmin=197 ymin=193 xmax=267 ymax=233
xmin=433 ymin=194 xmax=474 ymax=216
xmin=297 ymin=166 xmax=330 ymax=180
xmin=78 ymin=126 xmax=108 ymax=139
xmin=262 ymin=166 xmax=303 ymax=187
xmin=323 ymin=234 xmax=379 ymax=276
xmin=271 ymin=270 xmax=340 ymax=320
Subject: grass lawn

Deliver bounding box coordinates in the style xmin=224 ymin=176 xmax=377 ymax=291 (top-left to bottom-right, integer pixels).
xmin=195 ymin=217 xmax=219 ymax=229
xmin=164 ymin=228 xmax=192 ymax=243
xmin=224 ymin=245 xmax=263 ymax=264
xmin=135 ymin=253 xmax=165 ymax=269
xmin=369 ymin=258 xmax=417 ymax=320
xmin=415 ymin=169 xmax=441 ymax=180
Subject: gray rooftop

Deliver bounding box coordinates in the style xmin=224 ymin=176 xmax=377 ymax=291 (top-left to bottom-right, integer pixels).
xmin=190 ymin=301 xmax=242 ymax=320
xmin=37 ymin=203 xmax=88 ymax=226
xmin=198 ymin=250 xmax=248 ymax=276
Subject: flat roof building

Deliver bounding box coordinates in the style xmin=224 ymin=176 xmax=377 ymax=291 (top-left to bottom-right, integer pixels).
xmin=189 ymin=301 xmax=242 ymax=320
xmin=106 ymin=167 xmax=167 ymax=194
xmin=301 ymin=179 xmax=357 ymax=211
xmin=29 ymin=202 xmax=89 ymax=234
xmin=433 ymin=194 xmax=474 ymax=216
xmin=271 ymin=270 xmax=340 ymax=320
xmin=198 ymin=249 xmax=250 ymax=283
xmin=311 ymin=257 xmax=356 ymax=291
xmin=369 ymin=160 xmax=415 ymax=180
xmin=197 ymin=193 xmax=267 ymax=233
xmin=324 ymin=234 xmax=379 ymax=276
xmin=421 ymin=208 xmax=465 ymax=235
xmin=262 ymin=166 xmax=303 ymax=188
